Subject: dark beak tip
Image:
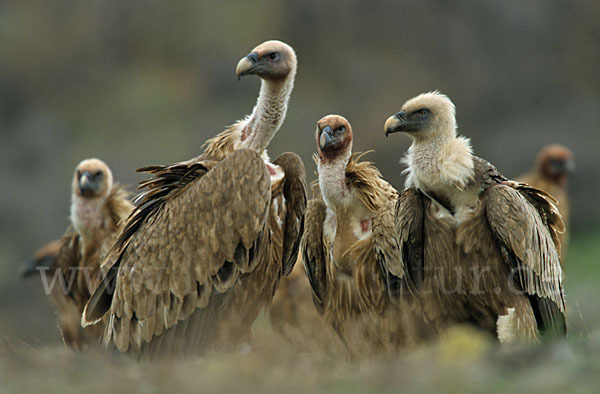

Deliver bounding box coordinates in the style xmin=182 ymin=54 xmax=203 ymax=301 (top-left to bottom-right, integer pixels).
xmin=319 ymin=129 xmax=335 ymax=150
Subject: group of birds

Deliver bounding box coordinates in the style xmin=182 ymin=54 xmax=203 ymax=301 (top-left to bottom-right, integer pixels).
xmin=22 ymin=40 xmax=575 ymax=359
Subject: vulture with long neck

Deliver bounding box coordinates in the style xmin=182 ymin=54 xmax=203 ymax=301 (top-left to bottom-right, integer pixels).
xmin=83 ymin=40 xmax=306 ymax=358
xmin=302 ymin=115 xmax=431 ymax=357
xmin=384 ymin=92 xmax=566 ymax=345
xmin=517 ymin=144 xmax=574 ymax=262
xmin=22 ymin=158 xmax=133 ymax=349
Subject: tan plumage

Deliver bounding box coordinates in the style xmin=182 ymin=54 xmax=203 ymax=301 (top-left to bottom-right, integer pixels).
xmin=83 ymin=40 xmax=306 ymax=358
xmin=517 ymin=144 xmax=573 ymax=262
xmin=268 ymin=256 xmax=343 ymax=352
xmin=302 ymin=115 xmax=432 ymax=357
xmin=22 ymin=158 xmax=133 ymax=349
xmin=385 ymin=92 xmax=566 ymax=345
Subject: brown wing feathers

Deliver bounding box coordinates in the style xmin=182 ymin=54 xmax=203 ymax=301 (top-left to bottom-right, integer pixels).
xmin=373 ymin=198 xmax=409 ymax=302
xmin=394 ymin=188 xmax=426 ymax=291
xmin=94 ymin=150 xmax=272 ymax=355
xmin=21 ymin=239 xmax=62 ymax=279
xmin=273 ymin=152 xmax=307 ymax=276
xmin=485 ymin=183 xmax=566 ymax=336
xmin=84 ymin=161 xmax=215 ymax=323
xmin=301 ymin=199 xmax=328 ymax=314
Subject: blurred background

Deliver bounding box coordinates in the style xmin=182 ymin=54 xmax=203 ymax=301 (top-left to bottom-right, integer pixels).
xmin=1 ymin=0 xmax=598 ymax=349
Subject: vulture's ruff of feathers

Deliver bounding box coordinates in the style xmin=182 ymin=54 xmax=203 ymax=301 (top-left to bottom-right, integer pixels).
xmin=385 ymin=92 xmax=566 ymax=345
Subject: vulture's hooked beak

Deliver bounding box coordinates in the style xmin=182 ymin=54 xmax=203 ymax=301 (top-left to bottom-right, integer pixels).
xmin=319 ymin=126 xmax=338 ymax=150
xmin=563 ymin=159 xmax=575 ymax=174
xmin=236 ymin=52 xmax=260 ymax=80
xmin=565 ymin=158 xmax=576 ymax=173
xmin=551 ymin=158 xmax=576 ymax=176
xmin=384 ymin=110 xmax=407 ymax=137
xmin=78 ymin=171 xmax=100 ymax=197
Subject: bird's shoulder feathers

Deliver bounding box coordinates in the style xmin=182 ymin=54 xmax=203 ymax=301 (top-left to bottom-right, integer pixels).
xmin=83 ymin=149 xmax=272 ymax=355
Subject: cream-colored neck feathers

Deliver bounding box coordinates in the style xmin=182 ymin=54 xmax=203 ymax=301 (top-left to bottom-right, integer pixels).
xmin=404 ymin=134 xmax=474 ymax=191
xmin=242 ymin=72 xmax=296 ymax=153
xmin=70 ymin=189 xmax=110 ymax=248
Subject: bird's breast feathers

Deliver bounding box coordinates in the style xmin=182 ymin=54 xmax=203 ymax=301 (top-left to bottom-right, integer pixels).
xmin=70 ymin=197 xmax=106 ymax=237
xmin=407 ymin=136 xmax=475 ymax=192
xmin=323 ymin=203 xmax=374 ymax=278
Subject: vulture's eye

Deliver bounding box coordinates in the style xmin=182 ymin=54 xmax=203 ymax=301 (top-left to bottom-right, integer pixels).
xmin=337 ymin=126 xmax=345 ymax=133
xmin=95 ymin=171 xmax=103 ymax=177
xmin=76 ymin=170 xmax=82 ymax=179
xmin=267 ymin=52 xmax=280 ymax=61
xmin=417 ymin=109 xmax=429 ymax=117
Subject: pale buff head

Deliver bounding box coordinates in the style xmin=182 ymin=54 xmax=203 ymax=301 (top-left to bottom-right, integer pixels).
xmin=236 ymin=40 xmax=297 ymax=83
xmin=316 ymin=115 xmax=353 ymax=164
xmin=384 ymin=91 xmax=457 ymax=142
xmin=70 ymin=158 xmax=114 ymax=238
xmin=235 ymin=40 xmax=297 ymax=153
xmin=72 ymin=158 xmax=113 ymax=200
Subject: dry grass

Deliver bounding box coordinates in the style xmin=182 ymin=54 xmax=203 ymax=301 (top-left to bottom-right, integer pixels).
xmin=1 ymin=321 xmax=599 ymax=394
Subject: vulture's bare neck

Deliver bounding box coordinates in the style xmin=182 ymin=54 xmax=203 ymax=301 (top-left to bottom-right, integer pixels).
xmin=318 ymin=149 xmax=353 ymax=211
xmin=243 ymin=75 xmax=295 ymax=153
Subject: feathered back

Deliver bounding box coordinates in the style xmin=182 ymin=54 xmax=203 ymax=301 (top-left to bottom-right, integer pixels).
xmin=201 ymin=121 xmax=243 ymax=161
xmin=106 ymin=184 xmax=134 ymax=229
xmin=345 ymin=151 xmax=397 ymax=212
xmin=110 ymin=123 xmax=246 ymax=260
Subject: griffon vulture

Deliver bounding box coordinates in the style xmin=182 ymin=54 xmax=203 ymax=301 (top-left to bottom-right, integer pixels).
xmin=302 ymin=115 xmax=431 ymax=357
xmin=517 ymin=144 xmax=574 ymax=262
xmin=384 ymin=92 xmax=566 ymax=344
xmin=22 ymin=158 xmax=133 ymax=349
xmin=83 ymin=40 xmax=306 ymax=358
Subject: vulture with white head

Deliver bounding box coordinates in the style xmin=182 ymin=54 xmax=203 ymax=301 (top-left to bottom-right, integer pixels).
xmin=517 ymin=144 xmax=574 ymax=262
xmin=302 ymin=115 xmax=432 ymax=357
xmin=22 ymin=158 xmax=133 ymax=349
xmin=384 ymin=92 xmax=566 ymax=344
xmin=83 ymin=40 xmax=306 ymax=358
